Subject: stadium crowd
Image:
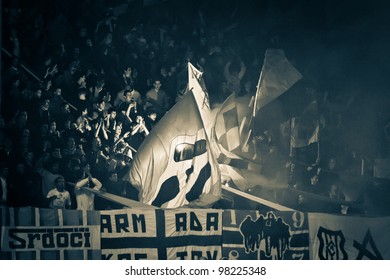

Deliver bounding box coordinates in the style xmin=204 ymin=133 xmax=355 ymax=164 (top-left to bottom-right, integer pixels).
xmin=1 ymin=0 xmax=390 ymax=215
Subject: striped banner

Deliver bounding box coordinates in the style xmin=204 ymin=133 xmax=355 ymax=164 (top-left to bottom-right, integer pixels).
xmin=0 ymin=206 xmax=101 ymax=260
xmin=4 ymin=207 xmax=389 ymax=260
xmin=222 ymin=210 xmax=309 ymax=260
xmin=164 ymin=208 xmax=223 ymax=260
xmin=100 ymin=208 xmax=158 ymax=260
xmin=100 ymin=208 xmax=222 ymax=260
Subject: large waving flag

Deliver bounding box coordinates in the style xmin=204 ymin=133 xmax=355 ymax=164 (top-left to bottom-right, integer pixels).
xmin=243 ymin=49 xmax=302 ymax=150
xmin=214 ymin=93 xmax=255 ymax=161
xmin=212 ymin=93 xmax=281 ymax=191
xmin=253 ymin=49 xmax=302 ymax=114
xmin=126 ymin=65 xmax=221 ymax=209
xmin=187 ymin=62 xmax=216 ymax=138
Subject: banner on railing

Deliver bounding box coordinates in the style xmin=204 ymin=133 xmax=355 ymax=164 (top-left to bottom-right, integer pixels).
xmin=0 ymin=207 xmax=101 ymax=260
xmin=100 ymin=208 xmax=223 ymax=260
xmin=308 ymin=213 xmax=390 ymax=260
xmin=222 ymin=210 xmax=310 ymax=260
xmin=2 ymin=207 xmax=390 ymax=260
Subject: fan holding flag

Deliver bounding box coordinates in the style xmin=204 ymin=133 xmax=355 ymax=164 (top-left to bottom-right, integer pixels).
xmin=213 ymin=49 xmax=303 ymax=193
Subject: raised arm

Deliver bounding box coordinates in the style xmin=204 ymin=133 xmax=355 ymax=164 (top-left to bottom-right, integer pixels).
xmin=238 ymin=61 xmax=246 ymax=80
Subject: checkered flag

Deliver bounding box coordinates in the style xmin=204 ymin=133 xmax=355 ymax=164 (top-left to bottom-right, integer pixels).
xmin=214 ymin=94 xmax=254 ymax=161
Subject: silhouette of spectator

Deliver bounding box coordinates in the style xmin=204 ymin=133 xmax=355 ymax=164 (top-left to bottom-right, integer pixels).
xmin=0 ymin=163 xmax=10 ymax=206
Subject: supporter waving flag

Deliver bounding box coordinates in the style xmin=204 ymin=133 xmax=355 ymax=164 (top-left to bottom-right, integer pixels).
xmin=212 ymin=49 xmax=302 ymax=191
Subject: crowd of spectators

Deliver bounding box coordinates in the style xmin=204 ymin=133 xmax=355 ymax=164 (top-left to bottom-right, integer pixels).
xmin=1 ymin=0 xmax=390 ymax=214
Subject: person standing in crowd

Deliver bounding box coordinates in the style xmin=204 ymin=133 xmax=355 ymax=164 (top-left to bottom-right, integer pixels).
xmin=47 ymin=121 xmax=62 ymax=147
xmin=38 ymin=99 xmax=51 ymax=123
xmin=317 ymin=157 xmax=340 ymax=192
xmin=0 ymin=163 xmax=10 ymax=206
xmin=118 ymin=87 xmax=142 ymax=124
xmin=49 ymin=87 xmax=65 ymax=117
xmin=98 ymin=171 xmax=127 ymax=210
xmin=35 ymin=152 xmax=64 ymax=198
xmin=8 ymin=161 xmax=40 ymax=207
xmin=74 ymin=163 xmax=102 ymax=211
xmin=325 ymin=183 xmax=349 ymax=214
xmin=6 ymin=110 xmax=29 ymax=143
xmin=75 ymin=107 xmax=92 ymax=137
xmin=46 ymin=176 xmax=72 ymax=209
xmin=144 ymin=79 xmax=169 ymax=115
xmin=129 ymin=115 xmax=149 ymax=149
xmin=62 ymin=136 xmax=77 ymax=160
xmin=122 ymin=67 xmax=136 ymax=89
xmin=224 ymin=58 xmax=246 ymax=95
xmin=105 ymin=108 xmax=117 ymax=133
xmin=0 ymin=138 xmax=15 ymax=167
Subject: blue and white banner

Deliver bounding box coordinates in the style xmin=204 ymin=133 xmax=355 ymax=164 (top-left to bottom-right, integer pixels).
xmin=1 ymin=207 xmax=100 ymax=260
xmin=100 ymin=208 xmax=158 ymax=260
xmin=100 ymin=208 xmax=222 ymax=260
xmin=2 ymin=207 xmax=390 ymax=260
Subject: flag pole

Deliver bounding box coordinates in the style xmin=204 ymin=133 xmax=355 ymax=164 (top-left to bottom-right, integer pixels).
xmin=289 ymin=117 xmax=294 ymax=157
xmin=316 ymin=120 xmax=320 ymax=165
xmin=252 ymin=66 xmax=264 ymax=119
xmin=242 ymin=64 xmax=265 ymax=150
